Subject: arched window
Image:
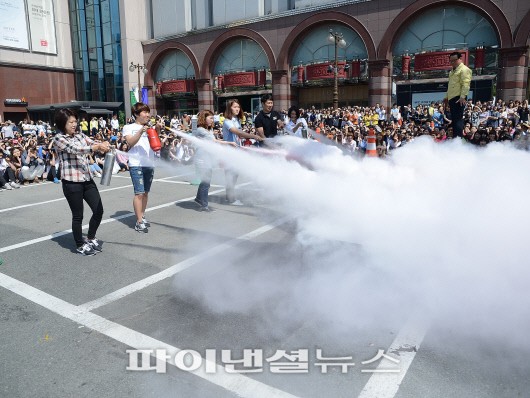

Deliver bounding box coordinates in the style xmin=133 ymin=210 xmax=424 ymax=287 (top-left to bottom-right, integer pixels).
xmin=154 ymin=50 xmax=195 ymax=82
xmin=292 ymin=24 xmax=368 ymax=65
xmin=213 ymin=39 xmax=269 ymax=74
xmin=393 ymin=6 xmax=498 ymax=55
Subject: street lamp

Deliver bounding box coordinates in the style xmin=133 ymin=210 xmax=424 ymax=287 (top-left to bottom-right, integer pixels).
xmin=129 ymin=62 xmax=148 ymax=101
xmin=327 ymin=29 xmax=347 ymax=110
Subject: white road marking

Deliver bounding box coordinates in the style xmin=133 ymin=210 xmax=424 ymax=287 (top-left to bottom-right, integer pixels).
xmin=0 ymin=184 xmax=133 ymax=214
xmin=0 ymin=272 xmax=299 ymax=398
xmin=0 ymin=183 xmax=252 ymax=254
xmin=357 ymin=317 xmax=428 ymax=398
xmin=78 ymin=216 xmax=290 ymax=311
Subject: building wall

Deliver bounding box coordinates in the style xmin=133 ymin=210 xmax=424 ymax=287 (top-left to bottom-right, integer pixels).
xmin=0 ymin=0 xmax=74 ymax=121
xmin=142 ymin=0 xmax=529 ymax=113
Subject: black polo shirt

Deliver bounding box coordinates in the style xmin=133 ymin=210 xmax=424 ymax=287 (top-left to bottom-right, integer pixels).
xmin=254 ymin=110 xmax=282 ymax=138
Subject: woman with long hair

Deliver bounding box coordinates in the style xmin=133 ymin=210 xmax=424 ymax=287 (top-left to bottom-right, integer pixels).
xmin=222 ymin=99 xmax=263 ymax=206
xmin=192 ymin=109 xmax=236 ymax=212
xmin=53 ymin=108 xmax=110 ymax=256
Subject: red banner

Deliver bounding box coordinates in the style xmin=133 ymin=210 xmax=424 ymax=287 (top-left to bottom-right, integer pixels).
xmin=159 ymin=80 xmax=196 ymax=95
xmin=223 ymin=72 xmax=257 ymax=87
xmin=414 ymin=50 xmax=469 ymax=71
xmin=305 ymin=62 xmax=347 ymax=80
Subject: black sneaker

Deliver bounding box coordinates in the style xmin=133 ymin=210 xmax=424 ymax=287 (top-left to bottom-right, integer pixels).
xmin=86 ymin=238 xmax=102 ymax=252
xmin=194 ymin=198 xmax=203 ymax=207
xmin=77 ymin=243 xmax=97 ymax=256
xmin=141 ymin=216 xmax=151 ymax=227
xmin=135 ymin=221 xmax=148 ymax=233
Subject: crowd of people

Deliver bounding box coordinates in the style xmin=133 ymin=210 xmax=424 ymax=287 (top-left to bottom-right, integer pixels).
xmin=1 ymin=97 xmax=529 ymax=193
xmin=1 ymin=94 xmax=529 ymax=255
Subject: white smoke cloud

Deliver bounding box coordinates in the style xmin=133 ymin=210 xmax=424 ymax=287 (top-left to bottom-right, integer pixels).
xmin=173 ymin=134 xmax=530 ymax=348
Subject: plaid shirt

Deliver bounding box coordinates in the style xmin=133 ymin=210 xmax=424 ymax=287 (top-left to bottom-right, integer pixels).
xmin=53 ymin=132 xmax=94 ymax=182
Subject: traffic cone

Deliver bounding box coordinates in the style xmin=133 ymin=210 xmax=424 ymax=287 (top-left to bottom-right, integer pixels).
xmin=366 ymin=128 xmax=378 ymax=157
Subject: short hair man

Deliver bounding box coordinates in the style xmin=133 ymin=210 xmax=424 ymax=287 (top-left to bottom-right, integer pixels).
xmin=254 ymin=94 xmax=284 ymax=142
xmin=444 ymin=51 xmax=472 ymax=138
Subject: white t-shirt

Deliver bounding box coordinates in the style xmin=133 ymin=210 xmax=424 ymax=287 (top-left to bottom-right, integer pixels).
xmin=122 ymin=123 xmax=155 ymax=167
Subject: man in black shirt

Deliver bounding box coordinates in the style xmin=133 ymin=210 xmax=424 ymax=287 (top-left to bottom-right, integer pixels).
xmin=255 ymin=94 xmax=284 ymax=140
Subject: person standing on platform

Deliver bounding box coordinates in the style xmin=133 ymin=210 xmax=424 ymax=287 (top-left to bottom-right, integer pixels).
xmin=444 ymin=51 xmax=472 ymax=138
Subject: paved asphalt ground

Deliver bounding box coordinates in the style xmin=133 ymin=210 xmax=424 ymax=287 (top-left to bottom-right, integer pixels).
xmin=1 ymin=163 xmax=529 ymax=398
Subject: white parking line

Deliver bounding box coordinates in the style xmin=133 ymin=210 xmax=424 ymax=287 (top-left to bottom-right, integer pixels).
xmin=0 ymin=183 xmax=251 ymax=254
xmin=78 ymin=216 xmax=290 ymax=311
xmin=0 ymin=184 xmax=133 ymax=214
xmin=0 ymin=271 xmax=299 ymax=398
xmin=357 ymin=317 xmax=427 ymax=398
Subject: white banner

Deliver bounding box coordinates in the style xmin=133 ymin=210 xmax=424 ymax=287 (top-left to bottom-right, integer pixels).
xmin=411 ymin=91 xmax=473 ymax=108
xmin=28 ymin=0 xmax=56 ymax=54
xmin=0 ymin=0 xmax=29 ymax=50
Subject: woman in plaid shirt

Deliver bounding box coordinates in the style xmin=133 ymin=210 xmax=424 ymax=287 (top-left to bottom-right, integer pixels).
xmin=53 ymin=109 xmax=110 ymax=256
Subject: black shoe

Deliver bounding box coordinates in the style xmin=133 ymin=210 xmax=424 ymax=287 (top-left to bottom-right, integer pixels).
xmin=86 ymin=238 xmax=102 ymax=253
xmin=194 ymin=198 xmax=203 ymax=207
xmin=199 ymin=206 xmax=215 ymax=212
xmin=77 ymin=243 xmax=97 ymax=256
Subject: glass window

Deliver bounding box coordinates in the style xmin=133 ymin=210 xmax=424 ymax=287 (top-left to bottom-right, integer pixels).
xmin=393 ymin=5 xmax=498 ymax=55
xmin=155 ymin=51 xmax=196 ymax=81
xmin=213 ymin=39 xmax=269 ymax=74
xmin=292 ymin=24 xmax=368 ymax=66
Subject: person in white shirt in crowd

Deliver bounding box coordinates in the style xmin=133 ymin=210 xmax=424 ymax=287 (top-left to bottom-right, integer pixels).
xmin=170 ymin=114 xmax=181 ymax=131
xmin=0 ymin=150 xmax=20 ymax=190
xmin=284 ymin=106 xmax=309 ymax=138
xmin=1 ymin=121 xmax=15 ymax=139
xmin=110 ymin=115 xmax=120 ymax=133
xmin=123 ymin=102 xmax=163 ymax=233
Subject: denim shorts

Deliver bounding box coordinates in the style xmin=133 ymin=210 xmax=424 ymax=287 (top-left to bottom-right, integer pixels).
xmin=129 ymin=166 xmax=154 ymax=194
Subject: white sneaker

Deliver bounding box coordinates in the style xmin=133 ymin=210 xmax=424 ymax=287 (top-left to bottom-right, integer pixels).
xmin=142 ymin=216 xmax=150 ymax=227
xmin=9 ymin=182 xmax=20 ymax=189
xmin=230 ymin=199 xmax=244 ymax=206
xmin=3 ymin=184 xmax=12 ymax=190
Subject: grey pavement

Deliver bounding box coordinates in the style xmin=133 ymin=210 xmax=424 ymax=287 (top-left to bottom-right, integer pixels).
xmin=1 ymin=163 xmax=529 ymax=398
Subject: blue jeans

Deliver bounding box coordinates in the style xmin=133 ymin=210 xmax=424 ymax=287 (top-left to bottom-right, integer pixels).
xmin=195 ymin=166 xmax=212 ymax=207
xmin=129 ymin=166 xmax=154 ymax=194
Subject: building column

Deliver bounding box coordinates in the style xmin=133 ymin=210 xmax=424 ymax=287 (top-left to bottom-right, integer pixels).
xmin=367 ymin=59 xmax=391 ymax=109
xmin=196 ymin=78 xmax=214 ymax=111
xmin=497 ymin=46 xmax=529 ymax=101
xmin=271 ymin=69 xmax=290 ymax=112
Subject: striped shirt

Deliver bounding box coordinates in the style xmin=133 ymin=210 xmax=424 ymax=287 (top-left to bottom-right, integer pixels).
xmin=53 ymin=132 xmax=94 ymax=182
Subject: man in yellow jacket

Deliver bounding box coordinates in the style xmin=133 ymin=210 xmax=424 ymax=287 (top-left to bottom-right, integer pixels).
xmin=444 ymin=51 xmax=472 ymax=138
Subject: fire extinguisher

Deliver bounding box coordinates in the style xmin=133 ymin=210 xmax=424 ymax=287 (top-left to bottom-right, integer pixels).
xmin=146 ymin=125 xmax=161 ymax=151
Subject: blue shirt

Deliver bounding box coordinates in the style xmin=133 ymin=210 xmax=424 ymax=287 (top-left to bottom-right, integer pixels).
xmin=222 ymin=117 xmax=242 ymax=146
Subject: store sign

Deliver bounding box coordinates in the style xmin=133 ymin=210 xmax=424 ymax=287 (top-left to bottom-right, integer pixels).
xmin=414 ymin=50 xmax=469 ymax=71
xmin=4 ymin=98 xmax=28 ymax=106
xmin=160 ymin=80 xmax=196 ymax=95
xmin=224 ymin=72 xmax=257 ymax=87
xmin=305 ymin=62 xmax=348 ymax=80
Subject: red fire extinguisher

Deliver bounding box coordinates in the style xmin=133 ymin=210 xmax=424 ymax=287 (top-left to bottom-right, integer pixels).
xmin=147 ymin=126 xmax=161 ymax=151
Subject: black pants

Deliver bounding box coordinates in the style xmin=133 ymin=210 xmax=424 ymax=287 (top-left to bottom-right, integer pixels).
xmin=449 ymin=96 xmax=465 ymax=138
xmin=0 ymin=168 xmax=16 ymax=186
xmin=46 ymin=165 xmax=58 ymax=181
xmin=62 ymin=179 xmax=103 ymax=248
